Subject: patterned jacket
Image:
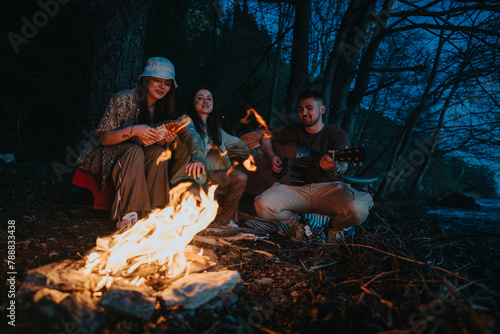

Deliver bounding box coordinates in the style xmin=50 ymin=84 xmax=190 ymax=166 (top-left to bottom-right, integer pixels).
xmin=76 ymin=88 xmax=141 ymax=188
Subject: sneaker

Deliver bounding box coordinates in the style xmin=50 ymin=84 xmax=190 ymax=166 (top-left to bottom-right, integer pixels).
xmin=116 ymin=212 xmax=138 ymax=229
xmin=326 ymin=226 xmax=354 ymax=243
xmin=290 ymin=223 xmax=306 ymax=242
xmin=224 ymin=219 xmax=239 ymax=228
xmin=210 ymin=218 xmax=239 ymax=228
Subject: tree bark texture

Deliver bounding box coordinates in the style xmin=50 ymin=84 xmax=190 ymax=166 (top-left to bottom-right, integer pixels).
xmin=410 ymin=54 xmax=469 ymax=194
xmin=284 ymin=0 xmax=311 ymax=123
xmin=87 ymin=0 xmax=153 ymax=127
xmin=376 ymin=30 xmax=447 ymax=199
xmin=344 ymin=0 xmax=396 ymax=135
xmin=321 ymin=0 xmax=374 ymax=125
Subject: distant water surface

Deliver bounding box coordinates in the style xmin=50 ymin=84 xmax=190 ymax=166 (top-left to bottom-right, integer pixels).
xmin=424 ymin=198 xmax=500 ymax=235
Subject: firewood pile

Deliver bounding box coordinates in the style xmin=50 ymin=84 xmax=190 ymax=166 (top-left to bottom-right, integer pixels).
xmin=11 ymin=205 xmax=499 ymax=334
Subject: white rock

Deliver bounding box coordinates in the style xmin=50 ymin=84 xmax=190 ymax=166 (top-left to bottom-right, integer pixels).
xmin=161 ymin=270 xmax=240 ymax=309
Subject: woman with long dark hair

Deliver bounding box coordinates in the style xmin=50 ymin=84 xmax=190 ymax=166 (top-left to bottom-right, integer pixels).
xmin=77 ymin=57 xmax=184 ymax=228
xmin=170 ymin=85 xmax=261 ymax=227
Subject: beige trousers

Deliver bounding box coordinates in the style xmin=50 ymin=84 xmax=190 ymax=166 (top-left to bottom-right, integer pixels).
xmin=254 ymin=182 xmax=374 ymax=231
xmin=111 ymin=143 xmax=170 ymax=220
xmin=169 ymin=166 xmax=248 ymax=225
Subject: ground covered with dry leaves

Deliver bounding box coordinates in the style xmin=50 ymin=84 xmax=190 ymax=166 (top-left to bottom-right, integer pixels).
xmin=1 ymin=162 xmax=499 ymax=333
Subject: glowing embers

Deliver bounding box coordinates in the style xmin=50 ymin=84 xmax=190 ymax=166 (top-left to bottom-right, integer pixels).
xmin=83 ymin=184 xmax=219 ymax=282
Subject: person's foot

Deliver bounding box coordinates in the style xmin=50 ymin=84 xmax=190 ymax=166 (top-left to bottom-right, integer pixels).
xmin=290 ymin=223 xmax=306 ymax=242
xmin=116 ymin=212 xmax=138 ymax=229
xmin=326 ymin=227 xmax=354 ymax=243
xmin=289 ymin=213 xmax=310 ymax=242
xmin=209 ymin=218 xmax=239 ymax=228
xmin=224 ymin=219 xmax=239 ymax=228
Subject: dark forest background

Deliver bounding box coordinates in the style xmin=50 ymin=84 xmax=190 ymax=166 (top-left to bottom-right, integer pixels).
xmin=1 ymin=0 xmax=499 ymax=200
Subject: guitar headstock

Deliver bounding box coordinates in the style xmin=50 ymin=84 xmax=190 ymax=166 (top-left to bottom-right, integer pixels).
xmin=334 ymin=146 xmax=366 ymax=166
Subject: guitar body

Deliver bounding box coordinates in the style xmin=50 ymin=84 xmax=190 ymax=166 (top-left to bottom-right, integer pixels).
xmin=233 ymin=142 xmax=308 ymax=194
xmin=229 ymin=141 xmax=289 ymax=194
xmin=269 ymin=141 xmax=296 ymax=184
xmin=231 ymin=137 xmax=365 ymax=195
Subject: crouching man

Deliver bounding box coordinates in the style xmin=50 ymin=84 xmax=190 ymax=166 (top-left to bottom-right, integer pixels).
xmin=254 ymin=90 xmax=373 ymax=242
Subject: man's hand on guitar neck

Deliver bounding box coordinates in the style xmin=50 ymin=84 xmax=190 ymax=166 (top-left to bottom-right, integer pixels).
xmin=319 ymin=150 xmax=346 ymax=176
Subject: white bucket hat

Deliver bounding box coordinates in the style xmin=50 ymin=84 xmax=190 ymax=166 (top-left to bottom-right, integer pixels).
xmin=138 ymin=57 xmax=178 ymax=88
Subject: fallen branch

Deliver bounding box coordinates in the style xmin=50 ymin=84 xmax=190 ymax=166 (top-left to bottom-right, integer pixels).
xmin=193 ymin=235 xmax=274 ymax=259
xmin=222 ymin=233 xmax=280 ymax=248
xmin=320 ymin=242 xmax=500 ymax=299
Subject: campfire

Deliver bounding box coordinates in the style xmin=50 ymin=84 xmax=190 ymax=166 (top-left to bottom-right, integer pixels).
xmin=83 ymin=184 xmax=219 ymax=282
xmin=18 ymin=184 xmax=249 ymax=332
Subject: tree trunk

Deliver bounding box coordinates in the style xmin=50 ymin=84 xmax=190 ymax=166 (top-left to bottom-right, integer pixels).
xmin=321 ymin=0 xmax=374 ymax=125
xmin=270 ymin=3 xmax=284 ymax=124
xmin=284 ymin=0 xmax=311 ymax=123
xmin=87 ymin=0 xmax=153 ymax=127
xmin=344 ymin=0 xmax=396 ymax=134
xmin=377 ymin=30 xmax=447 ymax=199
xmin=410 ymin=55 xmax=469 ymax=194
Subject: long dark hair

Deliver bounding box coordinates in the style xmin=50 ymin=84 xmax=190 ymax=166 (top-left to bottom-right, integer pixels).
xmin=186 ymin=85 xmax=222 ymax=147
xmin=137 ymin=77 xmax=176 ymax=125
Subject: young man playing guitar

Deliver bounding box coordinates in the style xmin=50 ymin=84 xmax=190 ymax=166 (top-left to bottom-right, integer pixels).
xmin=254 ymin=90 xmax=373 ymax=242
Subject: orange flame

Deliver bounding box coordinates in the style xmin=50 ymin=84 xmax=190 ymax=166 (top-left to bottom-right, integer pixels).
xmin=157 ymin=148 xmax=172 ymax=164
xmin=241 ymin=108 xmax=268 ymax=129
xmin=243 ymin=154 xmax=257 ymax=172
xmin=83 ymin=184 xmax=219 ymax=281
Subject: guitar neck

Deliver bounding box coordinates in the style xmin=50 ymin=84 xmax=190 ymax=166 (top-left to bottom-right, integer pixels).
xmin=289 ymin=154 xmax=324 ymax=168
xmin=287 ymin=147 xmax=365 ymax=168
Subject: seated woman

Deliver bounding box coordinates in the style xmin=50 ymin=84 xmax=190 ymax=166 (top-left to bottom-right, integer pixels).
xmin=77 ymin=57 xmax=184 ymax=229
xmin=170 ymin=85 xmax=262 ymax=227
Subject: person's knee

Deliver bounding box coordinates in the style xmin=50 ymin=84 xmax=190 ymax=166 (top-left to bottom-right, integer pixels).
xmin=254 ymin=195 xmax=270 ymax=218
xmin=125 ymin=144 xmax=145 ymax=161
xmin=348 ymin=202 xmax=370 ymax=225
xmin=149 ymin=144 xmax=166 ymax=157
xmin=233 ymin=170 xmax=248 ymax=186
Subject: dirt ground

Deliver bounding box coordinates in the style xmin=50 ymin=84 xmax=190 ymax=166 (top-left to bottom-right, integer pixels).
xmin=1 ymin=162 xmax=499 ymax=333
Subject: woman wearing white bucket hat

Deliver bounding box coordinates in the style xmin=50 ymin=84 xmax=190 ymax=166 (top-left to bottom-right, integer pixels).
xmin=77 ymin=57 xmax=184 ymax=229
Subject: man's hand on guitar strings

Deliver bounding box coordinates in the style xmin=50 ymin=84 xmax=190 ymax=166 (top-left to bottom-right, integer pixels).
xmin=271 ymin=154 xmax=283 ymax=173
xmin=185 ymin=161 xmax=206 ymax=180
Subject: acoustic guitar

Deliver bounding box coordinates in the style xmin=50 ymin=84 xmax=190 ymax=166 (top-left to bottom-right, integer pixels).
xmin=238 ymin=141 xmax=365 ymax=194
